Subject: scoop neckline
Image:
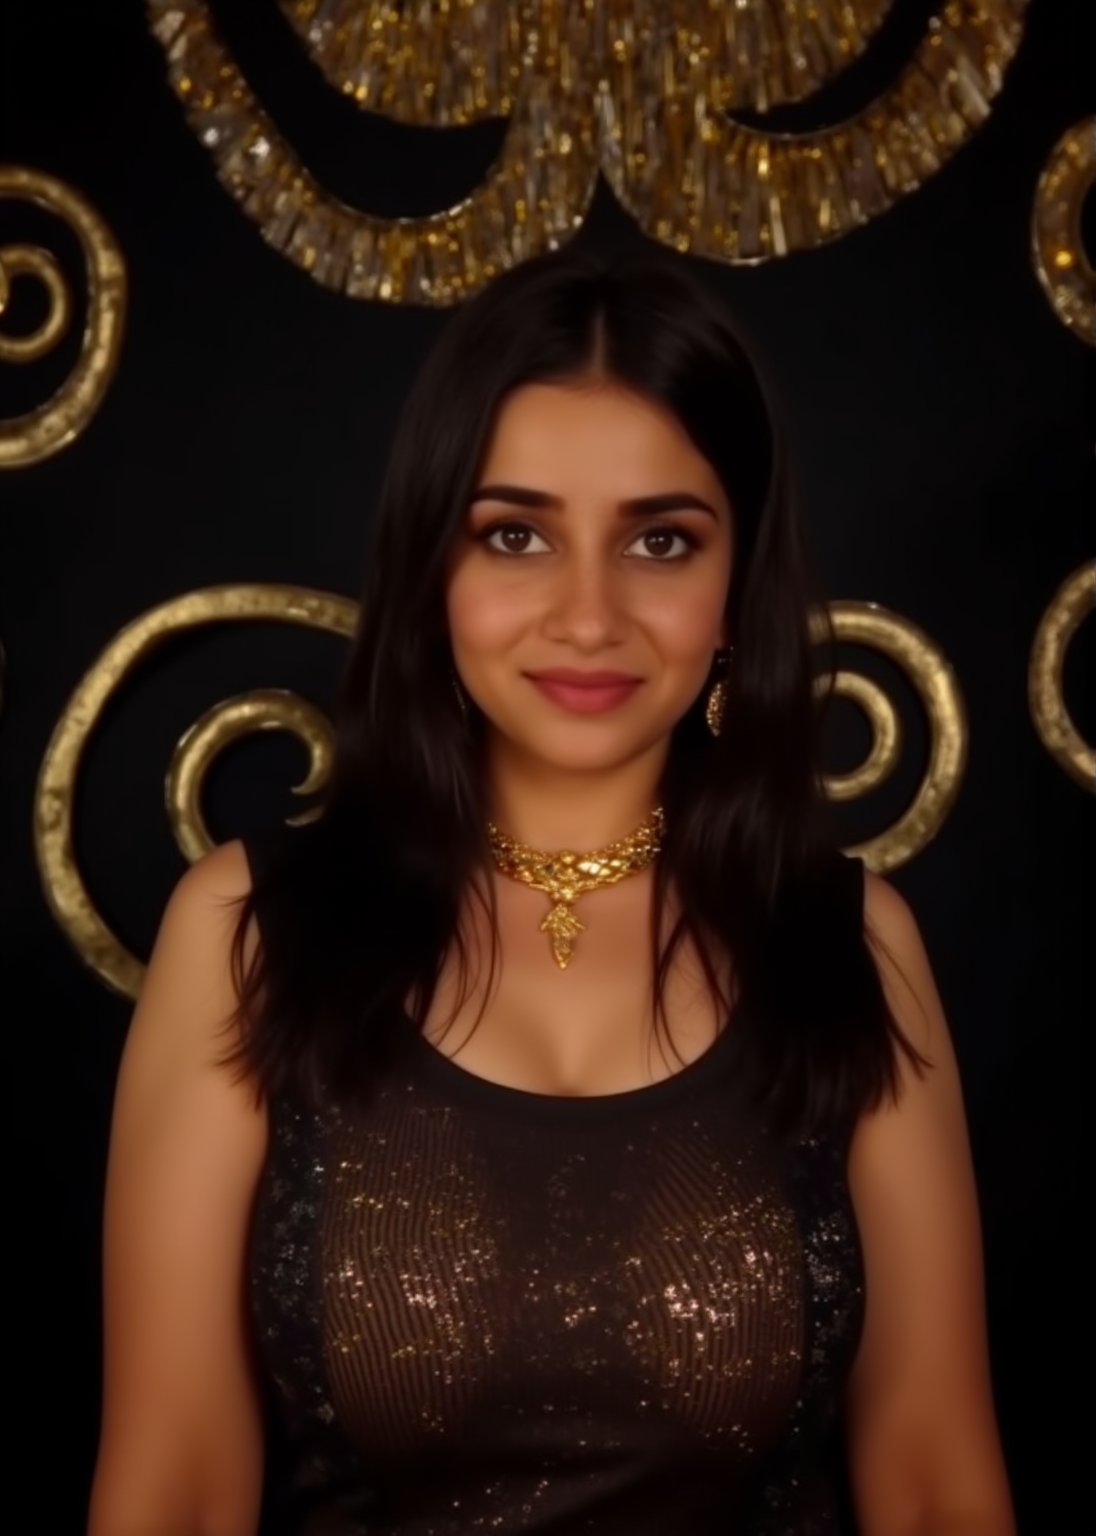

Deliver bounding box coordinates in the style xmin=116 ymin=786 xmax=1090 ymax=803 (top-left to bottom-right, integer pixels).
xmin=398 ymin=1005 xmax=741 ymax=1124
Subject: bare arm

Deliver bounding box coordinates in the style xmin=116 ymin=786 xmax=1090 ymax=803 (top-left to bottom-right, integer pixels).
xmin=844 ymin=871 xmax=1016 ymax=1536
xmin=87 ymin=839 xmax=267 ymax=1536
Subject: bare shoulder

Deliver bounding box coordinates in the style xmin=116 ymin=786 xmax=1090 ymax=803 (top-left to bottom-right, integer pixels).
xmin=860 ymin=866 xmax=942 ymax=1062
xmin=155 ymin=837 xmax=259 ymax=991
xmin=861 ymin=865 xmax=913 ymax=930
xmin=171 ymin=835 xmax=253 ymax=914
xmin=120 ymin=835 xmax=264 ymax=1097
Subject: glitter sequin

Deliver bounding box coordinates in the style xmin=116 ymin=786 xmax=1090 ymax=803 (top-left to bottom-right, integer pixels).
xmin=249 ymin=1031 xmax=864 ymax=1533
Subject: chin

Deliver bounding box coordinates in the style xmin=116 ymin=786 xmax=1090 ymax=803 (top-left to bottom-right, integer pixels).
xmin=498 ymin=719 xmax=671 ymax=770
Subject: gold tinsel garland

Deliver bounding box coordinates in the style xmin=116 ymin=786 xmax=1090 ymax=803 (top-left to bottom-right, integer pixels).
xmin=146 ymin=0 xmax=1029 ymax=304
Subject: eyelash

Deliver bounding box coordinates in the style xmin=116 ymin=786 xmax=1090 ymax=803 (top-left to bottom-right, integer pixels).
xmin=475 ymin=520 xmax=701 ymax=562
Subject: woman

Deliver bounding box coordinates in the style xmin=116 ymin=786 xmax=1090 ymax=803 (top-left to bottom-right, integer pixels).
xmin=87 ymin=247 xmax=1016 ymax=1535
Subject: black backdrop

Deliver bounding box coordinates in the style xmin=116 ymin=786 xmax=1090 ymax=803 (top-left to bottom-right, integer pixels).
xmin=2 ymin=2 xmax=1092 ymax=1532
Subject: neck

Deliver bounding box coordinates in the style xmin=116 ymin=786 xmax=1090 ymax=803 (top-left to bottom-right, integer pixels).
xmin=484 ymin=732 xmax=669 ymax=849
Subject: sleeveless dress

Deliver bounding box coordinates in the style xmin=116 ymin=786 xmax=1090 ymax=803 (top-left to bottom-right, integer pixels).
xmin=243 ymin=834 xmax=867 ymax=1536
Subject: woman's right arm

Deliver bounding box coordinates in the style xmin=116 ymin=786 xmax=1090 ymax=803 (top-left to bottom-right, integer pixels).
xmin=87 ymin=839 xmax=268 ymax=1536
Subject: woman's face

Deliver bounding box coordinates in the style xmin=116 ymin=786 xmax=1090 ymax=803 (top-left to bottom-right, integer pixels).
xmin=446 ymin=379 xmax=734 ymax=774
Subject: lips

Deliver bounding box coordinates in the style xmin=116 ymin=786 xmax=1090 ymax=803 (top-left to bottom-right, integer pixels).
xmin=526 ymin=669 xmax=642 ymax=686
xmin=525 ymin=669 xmax=643 ymax=714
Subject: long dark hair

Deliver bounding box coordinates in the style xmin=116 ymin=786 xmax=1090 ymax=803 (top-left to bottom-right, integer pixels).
xmin=223 ymin=244 xmax=924 ymax=1144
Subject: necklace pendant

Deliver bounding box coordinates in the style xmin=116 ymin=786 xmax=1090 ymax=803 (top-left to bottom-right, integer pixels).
xmin=540 ymin=901 xmax=585 ymax=970
xmin=486 ymin=805 xmax=664 ymax=970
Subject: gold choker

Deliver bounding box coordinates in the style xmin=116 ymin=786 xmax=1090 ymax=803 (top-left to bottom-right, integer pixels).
xmin=485 ymin=806 xmax=665 ymax=969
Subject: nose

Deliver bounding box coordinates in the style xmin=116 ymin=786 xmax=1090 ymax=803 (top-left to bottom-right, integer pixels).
xmin=543 ymin=550 xmax=627 ymax=651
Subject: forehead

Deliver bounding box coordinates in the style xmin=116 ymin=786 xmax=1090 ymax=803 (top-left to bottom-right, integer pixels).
xmin=478 ymin=382 xmax=726 ymax=505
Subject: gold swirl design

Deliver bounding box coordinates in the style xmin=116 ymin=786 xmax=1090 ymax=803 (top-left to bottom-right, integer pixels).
xmin=277 ymin=0 xmax=527 ymax=122
xmin=1028 ymin=563 xmax=1095 ymax=792
xmin=167 ymin=688 xmax=335 ymax=862
xmin=811 ymin=600 xmax=968 ymax=871
xmin=0 ymin=166 xmax=127 ymax=466
xmin=601 ymin=0 xmax=1029 ymax=263
xmin=1031 ymin=119 xmax=1095 ymax=347
xmin=34 ymin=584 xmax=356 ymax=998
xmin=147 ymin=1 xmax=599 ymax=305
xmin=146 ymin=0 xmax=1028 ymax=300
xmin=278 ymin=0 xmax=897 ymax=119
xmin=818 ymin=670 xmax=902 ymax=802
xmin=0 ymin=244 xmax=72 ymax=363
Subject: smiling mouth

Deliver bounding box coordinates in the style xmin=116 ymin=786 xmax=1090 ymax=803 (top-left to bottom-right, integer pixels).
xmin=525 ymin=673 xmax=643 ymax=714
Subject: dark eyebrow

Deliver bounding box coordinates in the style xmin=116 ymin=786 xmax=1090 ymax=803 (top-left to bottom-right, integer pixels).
xmin=468 ymin=484 xmax=720 ymax=519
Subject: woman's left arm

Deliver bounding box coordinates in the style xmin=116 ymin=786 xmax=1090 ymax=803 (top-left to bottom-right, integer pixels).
xmin=844 ymin=871 xmax=1017 ymax=1536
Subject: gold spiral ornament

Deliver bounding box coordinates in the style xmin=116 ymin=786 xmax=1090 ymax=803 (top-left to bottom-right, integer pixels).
xmin=1031 ymin=119 xmax=1095 ymax=347
xmin=811 ymin=600 xmax=968 ymax=872
xmin=34 ymin=584 xmax=356 ymax=999
xmin=1028 ymin=563 xmax=1095 ymax=792
xmin=817 ymin=669 xmax=902 ymax=801
xmin=0 ymin=166 xmax=127 ymax=466
xmin=147 ymin=0 xmax=1029 ymax=301
xmin=0 ymin=244 xmax=72 ymax=363
xmin=167 ymin=688 xmax=335 ymax=861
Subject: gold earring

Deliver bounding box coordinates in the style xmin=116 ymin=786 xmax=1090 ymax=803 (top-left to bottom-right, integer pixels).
xmin=705 ymin=646 xmax=733 ymax=738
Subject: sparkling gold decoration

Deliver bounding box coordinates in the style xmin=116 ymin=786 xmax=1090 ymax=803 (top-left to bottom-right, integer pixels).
xmin=705 ymin=677 xmax=727 ymax=737
xmin=278 ymin=0 xmax=529 ymax=121
xmin=812 ymin=600 xmax=968 ymax=873
xmin=147 ymin=0 xmax=599 ymax=305
xmin=280 ymin=0 xmax=896 ymax=119
xmin=1028 ymin=563 xmax=1095 ymax=792
xmin=146 ymin=0 xmax=1029 ymax=302
xmin=603 ymin=0 xmax=1028 ymax=264
xmin=487 ymin=806 xmax=665 ymax=968
xmin=34 ymin=583 xmax=356 ymax=998
xmin=1031 ymin=119 xmax=1096 ymax=347
xmin=0 ymin=166 xmax=127 ymax=466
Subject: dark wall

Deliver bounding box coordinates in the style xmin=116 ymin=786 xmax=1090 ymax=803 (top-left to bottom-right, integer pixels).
xmin=2 ymin=2 xmax=1092 ymax=1530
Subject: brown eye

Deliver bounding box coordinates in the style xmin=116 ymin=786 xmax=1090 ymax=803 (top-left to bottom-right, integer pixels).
xmin=627 ymin=526 xmax=698 ymax=560
xmin=643 ymin=530 xmax=675 ymax=558
xmin=480 ymin=521 xmax=550 ymax=555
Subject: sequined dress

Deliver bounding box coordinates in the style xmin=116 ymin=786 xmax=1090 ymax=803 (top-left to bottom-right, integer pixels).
xmin=244 ymin=835 xmax=866 ymax=1535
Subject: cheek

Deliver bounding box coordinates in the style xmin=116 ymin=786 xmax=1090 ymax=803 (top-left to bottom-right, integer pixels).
xmin=446 ymin=564 xmax=530 ymax=654
xmin=635 ymin=571 xmax=728 ymax=659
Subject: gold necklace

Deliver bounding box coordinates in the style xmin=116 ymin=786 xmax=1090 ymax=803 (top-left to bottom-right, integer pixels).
xmin=485 ymin=806 xmax=665 ymax=970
